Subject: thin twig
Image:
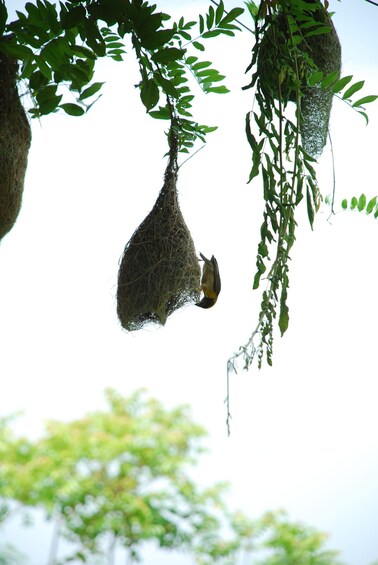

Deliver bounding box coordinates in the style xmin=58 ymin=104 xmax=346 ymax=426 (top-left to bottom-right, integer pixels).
xmin=225 ymin=362 xmax=232 ymax=436
xmin=327 ymin=131 xmax=336 ymax=221
xmin=179 ymin=144 xmax=205 ymax=169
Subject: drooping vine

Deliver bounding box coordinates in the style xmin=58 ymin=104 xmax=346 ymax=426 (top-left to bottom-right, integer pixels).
xmin=226 ymin=0 xmax=376 ymax=405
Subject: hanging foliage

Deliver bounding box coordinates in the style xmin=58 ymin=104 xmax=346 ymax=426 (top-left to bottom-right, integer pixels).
xmin=0 ymin=0 xmax=243 ymax=152
xmin=0 ymin=48 xmax=31 ymax=241
xmin=117 ymin=127 xmax=201 ymax=331
xmin=227 ymin=0 xmax=376 ymax=382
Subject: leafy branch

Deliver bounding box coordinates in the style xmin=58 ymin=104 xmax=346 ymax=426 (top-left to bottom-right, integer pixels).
xmin=227 ymin=0 xmax=377 ymax=384
xmin=227 ymin=1 xmax=322 ymax=375
xmin=0 ymin=0 xmax=243 ymax=151
xmin=338 ymin=193 xmax=378 ymax=218
xmin=308 ymin=70 xmax=378 ymax=123
xmin=134 ymin=1 xmax=244 ymax=151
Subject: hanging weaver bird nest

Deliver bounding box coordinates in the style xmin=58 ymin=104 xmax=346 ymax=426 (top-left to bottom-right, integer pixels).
xmin=257 ymin=1 xmax=341 ymax=157
xmin=117 ymin=133 xmax=201 ymax=331
xmin=0 ymin=47 xmax=31 ymax=241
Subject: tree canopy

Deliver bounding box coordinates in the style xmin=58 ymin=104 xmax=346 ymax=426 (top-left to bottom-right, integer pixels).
xmin=0 ymin=389 xmax=348 ymax=564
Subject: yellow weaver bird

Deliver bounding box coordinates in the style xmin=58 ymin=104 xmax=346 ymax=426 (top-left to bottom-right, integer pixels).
xmin=196 ymin=252 xmax=221 ymax=309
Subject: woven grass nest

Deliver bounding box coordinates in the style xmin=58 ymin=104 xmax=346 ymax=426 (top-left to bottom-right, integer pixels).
xmin=117 ymin=133 xmax=201 ymax=331
xmin=0 ymin=48 xmax=31 ymax=241
xmin=257 ymin=1 xmax=341 ymax=157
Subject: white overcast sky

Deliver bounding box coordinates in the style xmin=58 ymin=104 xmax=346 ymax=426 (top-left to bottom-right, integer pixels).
xmin=1 ymin=1 xmax=378 ymax=564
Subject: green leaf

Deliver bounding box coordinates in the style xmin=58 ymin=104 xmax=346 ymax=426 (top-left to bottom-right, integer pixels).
xmin=141 ymin=29 xmax=175 ymax=49
xmin=357 ymin=193 xmax=367 ymax=212
xmin=29 ymin=69 xmax=49 ymax=90
xmin=245 ymin=1 xmax=259 ymax=18
xmin=215 ymin=1 xmax=224 ymax=25
xmin=199 ymin=125 xmax=217 ymax=134
xmin=279 ymin=302 xmax=289 ymax=336
xmin=202 ymin=30 xmax=222 ymax=39
xmin=306 ymin=185 xmax=315 ymax=229
xmin=108 ymin=49 xmax=125 ymax=58
xmin=154 ymin=74 xmax=179 ymax=98
xmin=331 ymin=75 xmax=353 ymax=94
xmin=35 ymin=55 xmax=52 ymax=80
xmin=39 ymin=94 xmax=63 ymax=114
xmin=104 ymin=41 xmax=125 ymax=49
xmin=60 ymin=103 xmax=85 ymax=116
xmin=206 ymin=5 xmax=215 ymax=29
xmin=219 ymin=28 xmax=237 ymax=37
xmin=366 ymin=196 xmax=377 ymax=214
xmin=206 ymin=85 xmax=229 ymax=94
xmin=25 ymin=1 xmax=41 ymax=19
xmin=342 ymin=80 xmax=364 ymax=100
xmin=305 ymin=25 xmax=331 ymax=38
xmin=151 ymin=47 xmax=185 ymax=64
xmin=357 ymin=110 xmax=369 ymax=124
xmin=191 ymin=61 xmax=211 ymax=71
xmin=0 ymin=2 xmax=7 ymax=36
xmin=73 ymin=45 xmax=97 ymax=60
xmin=320 ymin=70 xmax=339 ymax=89
xmin=352 ymin=95 xmax=378 ymax=108
xmin=303 ymin=159 xmax=316 ymax=179
xmin=219 ymin=7 xmax=244 ymax=27
xmin=350 ymin=196 xmax=358 ymax=210
xmin=140 ymin=79 xmax=160 ymax=111
xmin=199 ymin=14 xmax=204 ymax=35
xmin=253 ymin=259 xmax=266 ymax=289
xmin=40 ymin=38 xmax=69 ymax=69
xmin=60 ymin=5 xmax=86 ymax=30
xmin=341 ymin=198 xmax=348 ymax=210
xmin=20 ymin=55 xmax=37 ymax=80
xmin=0 ymin=42 xmax=33 ymax=60
xmin=258 ymin=241 xmax=268 ymax=257
xmin=307 ymin=70 xmax=323 ymax=87
xmin=197 ymin=68 xmax=223 ymax=80
xmin=192 ymin=41 xmax=205 ymax=51
xmin=79 ymin=81 xmax=104 ymax=100
xmin=84 ymin=18 xmax=106 ymax=57
xmin=149 ymin=106 xmax=170 ymax=119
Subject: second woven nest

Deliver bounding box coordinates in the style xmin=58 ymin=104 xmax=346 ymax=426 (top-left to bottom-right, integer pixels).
xmin=117 ymin=134 xmax=201 ymax=331
xmin=257 ymin=1 xmax=341 ymax=157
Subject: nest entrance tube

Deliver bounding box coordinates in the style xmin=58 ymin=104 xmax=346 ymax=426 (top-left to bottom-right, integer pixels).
xmin=0 ymin=49 xmax=31 ymax=241
xmin=117 ymin=133 xmax=201 ymax=331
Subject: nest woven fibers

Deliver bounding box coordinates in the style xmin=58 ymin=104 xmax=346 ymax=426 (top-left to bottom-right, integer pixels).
xmin=257 ymin=1 xmax=341 ymax=157
xmin=300 ymin=7 xmax=341 ymax=157
xmin=117 ymin=134 xmax=201 ymax=331
xmin=0 ymin=48 xmax=31 ymax=241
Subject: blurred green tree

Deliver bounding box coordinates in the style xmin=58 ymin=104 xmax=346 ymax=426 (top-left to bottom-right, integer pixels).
xmin=0 ymin=390 xmax=348 ymax=565
xmin=0 ymin=389 xmax=231 ymax=563
xmin=255 ymin=509 xmax=345 ymax=565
